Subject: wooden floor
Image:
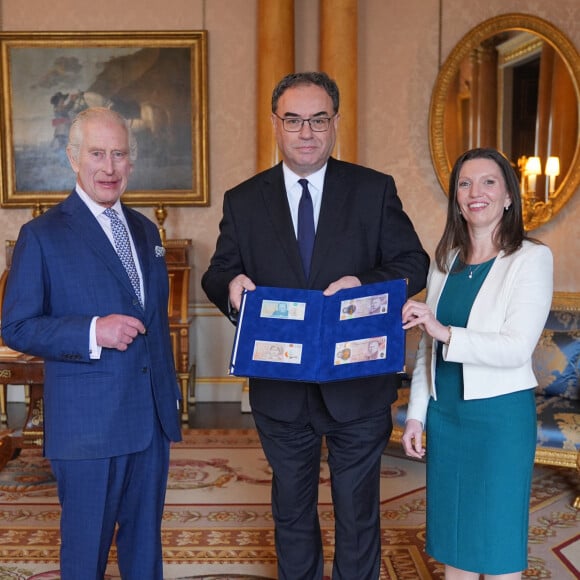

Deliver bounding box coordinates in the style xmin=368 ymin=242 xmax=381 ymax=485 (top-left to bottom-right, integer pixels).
xmin=187 ymin=402 xmax=256 ymax=429
xmin=5 ymin=401 xmax=256 ymax=431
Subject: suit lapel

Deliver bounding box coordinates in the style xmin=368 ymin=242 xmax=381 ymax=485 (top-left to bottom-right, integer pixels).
xmin=309 ymin=159 xmax=350 ymax=284
xmin=261 ymin=165 xmax=307 ymax=284
xmin=60 ymin=192 xmax=144 ymax=307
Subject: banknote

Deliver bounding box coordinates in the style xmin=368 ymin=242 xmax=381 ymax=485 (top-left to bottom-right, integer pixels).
xmin=252 ymin=340 xmax=303 ymax=364
xmin=334 ymin=336 xmax=387 ymax=365
xmin=260 ymin=299 xmax=307 ymax=320
xmin=339 ymin=293 xmax=389 ymax=320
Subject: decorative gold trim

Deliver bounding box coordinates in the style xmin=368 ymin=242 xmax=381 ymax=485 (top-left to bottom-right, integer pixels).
xmin=498 ymin=37 xmax=543 ymax=66
xmin=0 ymin=30 xmax=209 ymax=208
xmin=429 ymin=13 xmax=580 ymax=231
xmin=534 ymin=447 xmax=578 ymax=469
xmin=551 ymin=290 xmax=580 ymax=311
xmin=195 ymin=376 xmax=248 ymax=386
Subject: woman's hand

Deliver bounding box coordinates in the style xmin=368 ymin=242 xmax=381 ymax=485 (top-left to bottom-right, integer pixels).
xmin=401 ymin=418 xmax=425 ymax=459
xmin=402 ymin=299 xmax=451 ymax=344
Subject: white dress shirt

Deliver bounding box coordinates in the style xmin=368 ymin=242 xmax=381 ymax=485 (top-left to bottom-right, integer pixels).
xmin=282 ymin=163 xmax=327 ymax=234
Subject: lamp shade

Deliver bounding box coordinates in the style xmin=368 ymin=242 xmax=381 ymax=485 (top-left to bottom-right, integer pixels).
xmin=545 ymin=156 xmax=560 ymax=177
xmin=525 ymin=156 xmax=542 ymax=175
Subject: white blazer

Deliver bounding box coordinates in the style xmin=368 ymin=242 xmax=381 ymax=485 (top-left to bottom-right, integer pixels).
xmin=407 ymin=240 xmax=553 ymax=426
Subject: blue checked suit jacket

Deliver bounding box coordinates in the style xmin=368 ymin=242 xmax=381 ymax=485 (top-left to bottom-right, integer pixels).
xmin=1 ymin=190 xmax=182 ymax=459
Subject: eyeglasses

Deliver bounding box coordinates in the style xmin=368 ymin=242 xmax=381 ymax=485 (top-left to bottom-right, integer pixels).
xmin=274 ymin=114 xmax=335 ymax=132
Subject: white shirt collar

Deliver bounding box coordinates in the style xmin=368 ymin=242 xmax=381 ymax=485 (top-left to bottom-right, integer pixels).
xmin=282 ymin=163 xmax=327 ymax=193
xmin=75 ymin=185 xmax=124 ymax=221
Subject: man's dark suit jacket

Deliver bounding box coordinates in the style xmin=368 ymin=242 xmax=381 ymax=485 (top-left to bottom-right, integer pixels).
xmin=202 ymin=158 xmax=429 ymax=423
xmin=1 ymin=191 xmax=182 ymax=460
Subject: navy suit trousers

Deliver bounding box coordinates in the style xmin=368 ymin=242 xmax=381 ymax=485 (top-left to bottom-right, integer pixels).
xmin=51 ymin=418 xmax=170 ymax=580
xmin=253 ymin=383 xmax=392 ymax=580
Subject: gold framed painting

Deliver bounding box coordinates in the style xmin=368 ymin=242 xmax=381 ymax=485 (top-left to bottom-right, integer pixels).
xmin=0 ymin=30 xmax=209 ymax=208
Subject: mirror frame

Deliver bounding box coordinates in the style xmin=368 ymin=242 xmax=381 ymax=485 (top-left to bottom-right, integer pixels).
xmin=429 ymin=13 xmax=580 ymax=230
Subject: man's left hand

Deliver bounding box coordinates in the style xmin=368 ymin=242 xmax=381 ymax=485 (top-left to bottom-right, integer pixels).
xmin=323 ymin=275 xmax=361 ymax=296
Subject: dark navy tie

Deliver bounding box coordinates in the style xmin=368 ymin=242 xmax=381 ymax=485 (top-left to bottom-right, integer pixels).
xmin=297 ymin=179 xmax=315 ymax=277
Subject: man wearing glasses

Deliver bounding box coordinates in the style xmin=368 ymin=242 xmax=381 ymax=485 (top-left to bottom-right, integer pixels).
xmin=202 ymin=72 xmax=428 ymax=579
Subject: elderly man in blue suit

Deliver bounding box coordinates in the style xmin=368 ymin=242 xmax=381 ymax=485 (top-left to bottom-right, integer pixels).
xmin=1 ymin=107 xmax=182 ymax=579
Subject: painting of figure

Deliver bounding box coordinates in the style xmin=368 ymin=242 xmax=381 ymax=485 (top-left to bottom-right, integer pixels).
xmin=0 ymin=32 xmax=208 ymax=206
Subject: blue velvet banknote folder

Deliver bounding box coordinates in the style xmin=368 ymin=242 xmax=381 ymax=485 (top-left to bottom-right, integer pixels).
xmin=229 ymin=278 xmax=407 ymax=382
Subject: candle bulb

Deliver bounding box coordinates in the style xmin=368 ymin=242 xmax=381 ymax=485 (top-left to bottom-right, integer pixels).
xmin=545 ymin=156 xmax=560 ymax=202
xmin=548 ymin=175 xmax=556 ymax=197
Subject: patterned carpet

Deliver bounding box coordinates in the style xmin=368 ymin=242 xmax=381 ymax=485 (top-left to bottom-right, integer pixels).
xmin=0 ymin=428 xmax=578 ymax=579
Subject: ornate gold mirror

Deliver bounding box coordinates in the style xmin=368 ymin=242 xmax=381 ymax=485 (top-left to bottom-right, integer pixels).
xmin=429 ymin=14 xmax=580 ymax=230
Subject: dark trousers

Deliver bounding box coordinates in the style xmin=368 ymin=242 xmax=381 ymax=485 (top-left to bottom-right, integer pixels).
xmin=253 ymin=384 xmax=392 ymax=580
xmin=50 ymin=419 xmax=170 ymax=580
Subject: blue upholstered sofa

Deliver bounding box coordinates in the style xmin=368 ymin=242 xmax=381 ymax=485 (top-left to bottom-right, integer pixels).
xmin=390 ymin=291 xmax=580 ymax=506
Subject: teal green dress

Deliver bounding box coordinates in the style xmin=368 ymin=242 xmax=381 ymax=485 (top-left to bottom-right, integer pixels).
xmin=425 ymin=257 xmax=536 ymax=574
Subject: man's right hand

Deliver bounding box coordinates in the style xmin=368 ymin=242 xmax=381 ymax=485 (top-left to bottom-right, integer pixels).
xmin=228 ymin=274 xmax=256 ymax=311
xmin=96 ymin=315 xmax=146 ymax=351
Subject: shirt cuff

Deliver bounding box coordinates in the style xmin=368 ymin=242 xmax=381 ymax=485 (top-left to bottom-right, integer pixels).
xmin=89 ymin=316 xmax=102 ymax=359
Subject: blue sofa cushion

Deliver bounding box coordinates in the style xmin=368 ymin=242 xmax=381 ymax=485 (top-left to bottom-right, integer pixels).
xmin=533 ymin=308 xmax=580 ymax=400
xmin=536 ymin=394 xmax=580 ymax=451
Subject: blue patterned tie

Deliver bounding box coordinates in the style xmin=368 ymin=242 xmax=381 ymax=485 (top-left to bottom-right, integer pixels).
xmin=297 ymin=179 xmax=315 ymax=277
xmin=104 ymin=207 xmax=143 ymax=306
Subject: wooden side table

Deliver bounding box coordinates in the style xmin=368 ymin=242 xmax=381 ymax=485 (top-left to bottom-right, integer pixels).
xmin=164 ymin=239 xmax=194 ymax=422
xmin=0 ymin=348 xmax=44 ymax=450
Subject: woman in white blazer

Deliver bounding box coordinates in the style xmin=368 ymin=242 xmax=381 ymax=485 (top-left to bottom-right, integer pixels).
xmin=401 ymin=148 xmax=553 ymax=580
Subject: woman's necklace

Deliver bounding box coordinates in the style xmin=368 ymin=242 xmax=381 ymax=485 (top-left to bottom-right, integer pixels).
xmin=468 ymin=264 xmax=482 ymax=279
xmin=466 ymin=255 xmax=496 ymax=279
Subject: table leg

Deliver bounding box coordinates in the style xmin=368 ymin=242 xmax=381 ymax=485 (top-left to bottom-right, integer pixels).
xmin=0 ymin=435 xmax=14 ymax=471
xmin=178 ymin=373 xmax=189 ymax=423
xmin=19 ymin=383 xmax=44 ymax=449
xmin=0 ymin=384 xmax=6 ymax=424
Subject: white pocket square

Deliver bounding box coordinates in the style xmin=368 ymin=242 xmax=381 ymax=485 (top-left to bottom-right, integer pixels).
xmin=155 ymin=245 xmax=166 ymax=257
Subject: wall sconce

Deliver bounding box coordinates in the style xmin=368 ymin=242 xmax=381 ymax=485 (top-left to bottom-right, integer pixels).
xmin=516 ymin=154 xmax=560 ymax=231
xmin=545 ymin=156 xmax=560 ymax=199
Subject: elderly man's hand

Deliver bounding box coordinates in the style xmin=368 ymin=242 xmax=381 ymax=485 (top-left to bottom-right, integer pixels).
xmin=96 ymin=314 xmax=146 ymax=351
